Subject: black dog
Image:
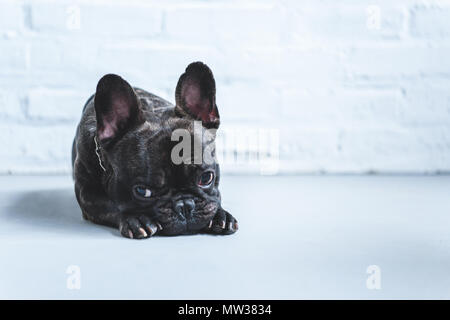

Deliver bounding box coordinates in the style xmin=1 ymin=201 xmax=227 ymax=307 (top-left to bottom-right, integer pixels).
xmin=72 ymin=62 xmax=238 ymax=239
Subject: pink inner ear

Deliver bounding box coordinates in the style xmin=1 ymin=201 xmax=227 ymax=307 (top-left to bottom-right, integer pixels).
xmin=98 ymin=97 xmax=131 ymax=140
xmin=183 ymin=83 xmax=213 ymax=122
xmin=98 ymin=122 xmax=116 ymax=140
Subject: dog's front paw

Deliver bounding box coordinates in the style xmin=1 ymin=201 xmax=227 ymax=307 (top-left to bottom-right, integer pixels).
xmin=206 ymin=208 xmax=238 ymax=235
xmin=119 ymin=214 xmax=161 ymax=239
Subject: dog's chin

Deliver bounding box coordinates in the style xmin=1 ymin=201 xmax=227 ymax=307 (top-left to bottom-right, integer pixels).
xmin=155 ymin=201 xmax=219 ymax=236
xmin=159 ymin=217 xmax=209 ymax=236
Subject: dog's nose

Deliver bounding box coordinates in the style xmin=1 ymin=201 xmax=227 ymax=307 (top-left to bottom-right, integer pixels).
xmin=173 ymin=199 xmax=195 ymax=219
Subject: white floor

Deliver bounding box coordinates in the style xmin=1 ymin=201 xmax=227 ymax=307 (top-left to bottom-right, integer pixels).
xmin=0 ymin=175 xmax=449 ymax=299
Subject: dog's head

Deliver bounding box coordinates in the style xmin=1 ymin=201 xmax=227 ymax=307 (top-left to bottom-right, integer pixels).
xmin=94 ymin=62 xmax=222 ymax=235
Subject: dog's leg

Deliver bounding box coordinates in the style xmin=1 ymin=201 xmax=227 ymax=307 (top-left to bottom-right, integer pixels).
xmin=75 ymin=183 xmax=160 ymax=239
xmin=74 ymin=158 xmax=160 ymax=239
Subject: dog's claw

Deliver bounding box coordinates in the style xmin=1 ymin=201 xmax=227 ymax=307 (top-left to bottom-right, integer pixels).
xmin=147 ymin=224 xmax=158 ymax=236
xmin=138 ymin=227 xmax=147 ymax=237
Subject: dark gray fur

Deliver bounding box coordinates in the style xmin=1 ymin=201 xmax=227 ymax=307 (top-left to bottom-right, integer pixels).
xmin=72 ymin=62 xmax=237 ymax=239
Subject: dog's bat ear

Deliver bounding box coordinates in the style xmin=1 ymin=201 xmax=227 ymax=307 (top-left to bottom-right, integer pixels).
xmin=94 ymin=74 xmax=144 ymax=143
xmin=175 ymin=62 xmax=220 ymax=129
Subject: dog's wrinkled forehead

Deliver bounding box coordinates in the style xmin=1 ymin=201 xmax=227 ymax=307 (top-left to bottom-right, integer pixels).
xmin=166 ymin=117 xmax=216 ymax=138
xmin=112 ymin=119 xmax=217 ymax=178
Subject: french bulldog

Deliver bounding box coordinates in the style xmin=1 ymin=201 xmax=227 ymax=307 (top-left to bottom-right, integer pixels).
xmin=72 ymin=62 xmax=238 ymax=239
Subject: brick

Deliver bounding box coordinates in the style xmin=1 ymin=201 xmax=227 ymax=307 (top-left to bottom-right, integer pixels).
xmin=27 ymin=88 xmax=86 ymax=121
xmin=290 ymin=4 xmax=405 ymax=43
xmin=280 ymin=88 xmax=405 ymax=128
xmin=97 ymin=44 xmax=220 ymax=80
xmin=213 ymin=47 xmax=343 ymax=85
xmin=29 ymin=3 xmax=67 ymax=33
xmin=410 ymin=6 xmax=450 ymax=38
xmin=337 ymin=126 xmax=450 ymax=173
xmin=280 ymin=89 xmax=340 ymax=126
xmin=0 ymin=90 xmax=24 ymax=120
xmin=0 ymin=124 xmax=74 ymax=173
xmin=0 ymin=2 xmax=25 ymax=31
xmin=279 ymin=127 xmax=340 ymax=171
xmin=0 ymin=41 xmax=27 ymax=73
xmin=217 ymin=82 xmax=280 ymax=121
xmin=165 ymin=5 xmax=286 ymax=47
xmin=344 ymin=47 xmax=450 ymax=78
xmin=401 ymin=81 xmax=450 ymax=126
xmin=30 ymin=3 xmax=162 ymax=36
xmin=80 ymin=4 xmax=162 ymax=37
xmin=28 ymin=39 xmax=98 ymax=74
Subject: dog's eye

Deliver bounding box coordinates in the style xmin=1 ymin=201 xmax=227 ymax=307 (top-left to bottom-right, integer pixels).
xmin=198 ymin=171 xmax=214 ymax=187
xmin=133 ymin=185 xmax=152 ymax=199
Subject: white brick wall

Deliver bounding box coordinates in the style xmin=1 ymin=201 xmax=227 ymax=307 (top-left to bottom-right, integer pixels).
xmin=0 ymin=0 xmax=450 ymax=174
